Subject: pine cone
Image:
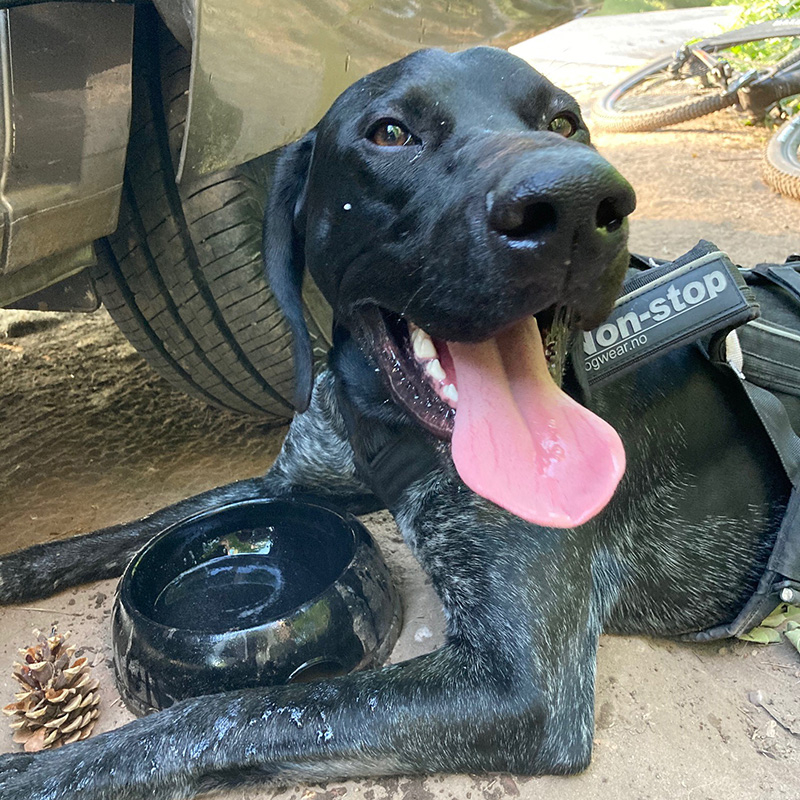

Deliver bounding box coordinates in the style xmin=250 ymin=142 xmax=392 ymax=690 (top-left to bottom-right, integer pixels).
xmin=3 ymin=628 xmax=100 ymax=751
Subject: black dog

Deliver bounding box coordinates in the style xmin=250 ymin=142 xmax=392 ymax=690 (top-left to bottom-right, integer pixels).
xmin=0 ymin=47 xmax=790 ymax=799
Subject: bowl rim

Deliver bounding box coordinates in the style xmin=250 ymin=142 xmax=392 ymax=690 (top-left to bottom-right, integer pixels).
xmin=116 ymin=495 xmax=372 ymax=638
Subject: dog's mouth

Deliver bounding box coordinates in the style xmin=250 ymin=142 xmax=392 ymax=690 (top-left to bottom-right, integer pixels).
xmin=353 ymin=305 xmax=626 ymax=528
xmin=353 ymin=305 xmax=571 ymax=436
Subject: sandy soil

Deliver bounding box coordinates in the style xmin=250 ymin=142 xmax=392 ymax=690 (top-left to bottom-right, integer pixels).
xmin=1 ymin=35 xmax=800 ymax=800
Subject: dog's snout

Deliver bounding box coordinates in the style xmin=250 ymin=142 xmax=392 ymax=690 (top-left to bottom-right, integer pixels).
xmin=487 ymin=148 xmax=636 ymax=250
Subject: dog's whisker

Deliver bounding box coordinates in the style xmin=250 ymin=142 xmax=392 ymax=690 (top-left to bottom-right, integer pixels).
xmin=400 ymin=279 xmax=433 ymax=317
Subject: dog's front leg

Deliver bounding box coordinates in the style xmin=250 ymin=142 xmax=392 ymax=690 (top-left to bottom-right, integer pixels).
xmin=0 ymin=632 xmax=596 ymax=800
xmin=0 ymin=646 xmax=536 ymax=800
xmin=0 ymin=507 xmax=601 ymax=799
xmin=0 ymin=371 xmax=378 ymax=604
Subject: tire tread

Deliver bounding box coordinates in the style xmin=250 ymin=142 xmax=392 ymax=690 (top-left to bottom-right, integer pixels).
xmin=94 ymin=12 xmax=313 ymax=419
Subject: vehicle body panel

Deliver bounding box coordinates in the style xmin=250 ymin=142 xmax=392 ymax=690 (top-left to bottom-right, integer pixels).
xmin=178 ymin=0 xmax=592 ymax=181
xmin=0 ymin=3 xmax=133 ymax=289
xmin=0 ymin=0 xmax=594 ymax=302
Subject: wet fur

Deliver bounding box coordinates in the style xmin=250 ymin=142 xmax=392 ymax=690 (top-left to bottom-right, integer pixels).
xmin=0 ymin=47 xmax=792 ymax=799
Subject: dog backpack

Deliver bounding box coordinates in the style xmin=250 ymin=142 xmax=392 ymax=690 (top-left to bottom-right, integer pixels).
xmin=585 ymin=240 xmax=800 ymax=640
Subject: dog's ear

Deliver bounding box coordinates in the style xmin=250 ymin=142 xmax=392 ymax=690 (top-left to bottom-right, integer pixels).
xmin=263 ymin=132 xmax=316 ymax=412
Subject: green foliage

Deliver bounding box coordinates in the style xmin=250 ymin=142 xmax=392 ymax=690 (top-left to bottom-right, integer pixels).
xmin=596 ymin=0 xmax=713 ymax=14
xmin=718 ymin=0 xmax=800 ymax=65
xmin=786 ymin=620 xmax=800 ymax=654
xmin=737 ymin=603 xmax=800 ymax=652
xmin=760 ymin=606 xmax=793 ymax=627
xmin=730 ymin=0 xmax=800 ymax=24
xmin=739 ymin=625 xmax=783 ymax=643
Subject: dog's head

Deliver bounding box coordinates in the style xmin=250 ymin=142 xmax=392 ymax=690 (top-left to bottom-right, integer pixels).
xmin=264 ymin=47 xmax=635 ymax=527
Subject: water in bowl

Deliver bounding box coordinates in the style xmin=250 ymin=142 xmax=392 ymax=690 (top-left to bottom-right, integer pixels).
xmin=152 ymin=535 xmax=331 ymax=632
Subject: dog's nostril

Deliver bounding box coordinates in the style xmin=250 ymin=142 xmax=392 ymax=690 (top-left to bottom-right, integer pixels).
xmin=596 ymin=198 xmax=624 ymax=233
xmin=501 ymin=202 xmax=558 ymax=239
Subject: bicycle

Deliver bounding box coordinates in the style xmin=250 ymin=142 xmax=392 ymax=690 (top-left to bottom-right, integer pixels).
xmin=592 ymin=18 xmax=800 ymax=133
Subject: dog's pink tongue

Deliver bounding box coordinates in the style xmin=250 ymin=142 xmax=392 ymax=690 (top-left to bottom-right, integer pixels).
xmin=449 ymin=317 xmax=625 ymax=528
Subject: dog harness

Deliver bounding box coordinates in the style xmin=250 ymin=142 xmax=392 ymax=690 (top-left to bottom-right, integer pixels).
xmin=693 ymin=250 xmax=800 ymax=639
xmin=587 ymin=240 xmax=800 ymax=640
xmin=363 ymin=240 xmax=800 ymax=640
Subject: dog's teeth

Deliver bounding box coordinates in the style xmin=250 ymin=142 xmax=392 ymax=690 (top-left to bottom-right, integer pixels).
xmin=442 ymin=384 xmax=458 ymax=403
xmin=426 ymin=359 xmax=446 ymax=382
xmin=413 ymin=331 xmax=437 ymax=360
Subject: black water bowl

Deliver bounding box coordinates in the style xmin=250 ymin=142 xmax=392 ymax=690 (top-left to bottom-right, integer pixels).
xmin=112 ymin=496 xmax=402 ymax=716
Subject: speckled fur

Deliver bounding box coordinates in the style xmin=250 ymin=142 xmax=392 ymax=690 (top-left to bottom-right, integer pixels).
xmin=0 ymin=354 xmax=787 ymax=799
xmin=0 ymin=48 xmax=792 ymax=800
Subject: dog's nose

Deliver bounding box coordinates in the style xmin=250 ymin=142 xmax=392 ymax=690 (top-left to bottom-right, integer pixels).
xmin=487 ymin=147 xmax=636 ymax=250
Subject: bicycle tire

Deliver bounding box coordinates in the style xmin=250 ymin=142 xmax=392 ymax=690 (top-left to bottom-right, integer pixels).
xmin=593 ymin=20 xmax=800 ymax=133
xmin=93 ymin=9 xmax=331 ymax=420
xmin=762 ymin=113 xmax=800 ymax=200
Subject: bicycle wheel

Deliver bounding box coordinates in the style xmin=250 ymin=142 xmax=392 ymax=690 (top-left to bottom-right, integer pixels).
xmin=762 ymin=113 xmax=800 ymax=200
xmin=592 ymin=20 xmax=800 ymax=133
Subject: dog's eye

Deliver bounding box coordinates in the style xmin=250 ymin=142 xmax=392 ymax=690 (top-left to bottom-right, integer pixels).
xmin=369 ymin=120 xmax=418 ymax=147
xmin=548 ymin=114 xmax=578 ymax=138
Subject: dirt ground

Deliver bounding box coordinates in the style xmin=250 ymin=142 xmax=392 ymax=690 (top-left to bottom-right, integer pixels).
xmin=1 ymin=11 xmax=800 ymax=800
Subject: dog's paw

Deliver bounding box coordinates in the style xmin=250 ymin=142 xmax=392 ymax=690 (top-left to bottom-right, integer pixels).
xmin=0 ymin=717 xmax=181 ymax=800
xmin=0 ymin=745 xmax=114 ymax=800
xmin=0 ymin=751 xmax=34 ymax=775
xmin=0 ymin=549 xmax=42 ymax=605
xmin=0 ymin=550 xmax=34 ymax=605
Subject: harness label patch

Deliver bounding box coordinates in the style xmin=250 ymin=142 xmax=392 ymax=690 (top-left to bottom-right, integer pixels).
xmin=583 ymin=252 xmax=757 ymax=386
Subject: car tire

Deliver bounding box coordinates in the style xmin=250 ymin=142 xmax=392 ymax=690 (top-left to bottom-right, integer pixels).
xmin=93 ymin=10 xmax=330 ymax=420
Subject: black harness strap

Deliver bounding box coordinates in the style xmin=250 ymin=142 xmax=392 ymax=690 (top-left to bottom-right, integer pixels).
xmin=584 ymin=242 xmax=759 ymax=389
xmin=683 ymin=263 xmax=800 ymax=641
xmin=683 ymin=381 xmax=800 ymax=641
xmin=364 ymin=428 xmax=441 ymax=510
xmin=333 ymin=368 xmax=442 ymax=512
xmin=751 ymin=262 xmax=800 ymax=299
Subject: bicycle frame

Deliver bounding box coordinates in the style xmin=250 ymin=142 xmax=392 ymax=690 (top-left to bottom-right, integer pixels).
xmin=669 ymin=39 xmax=800 ymax=118
xmin=669 ymin=43 xmax=733 ymax=90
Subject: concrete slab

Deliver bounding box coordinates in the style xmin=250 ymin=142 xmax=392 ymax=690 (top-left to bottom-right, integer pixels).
xmin=511 ymin=5 xmax=742 ymax=67
xmin=510 ymin=5 xmax=743 ymax=104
